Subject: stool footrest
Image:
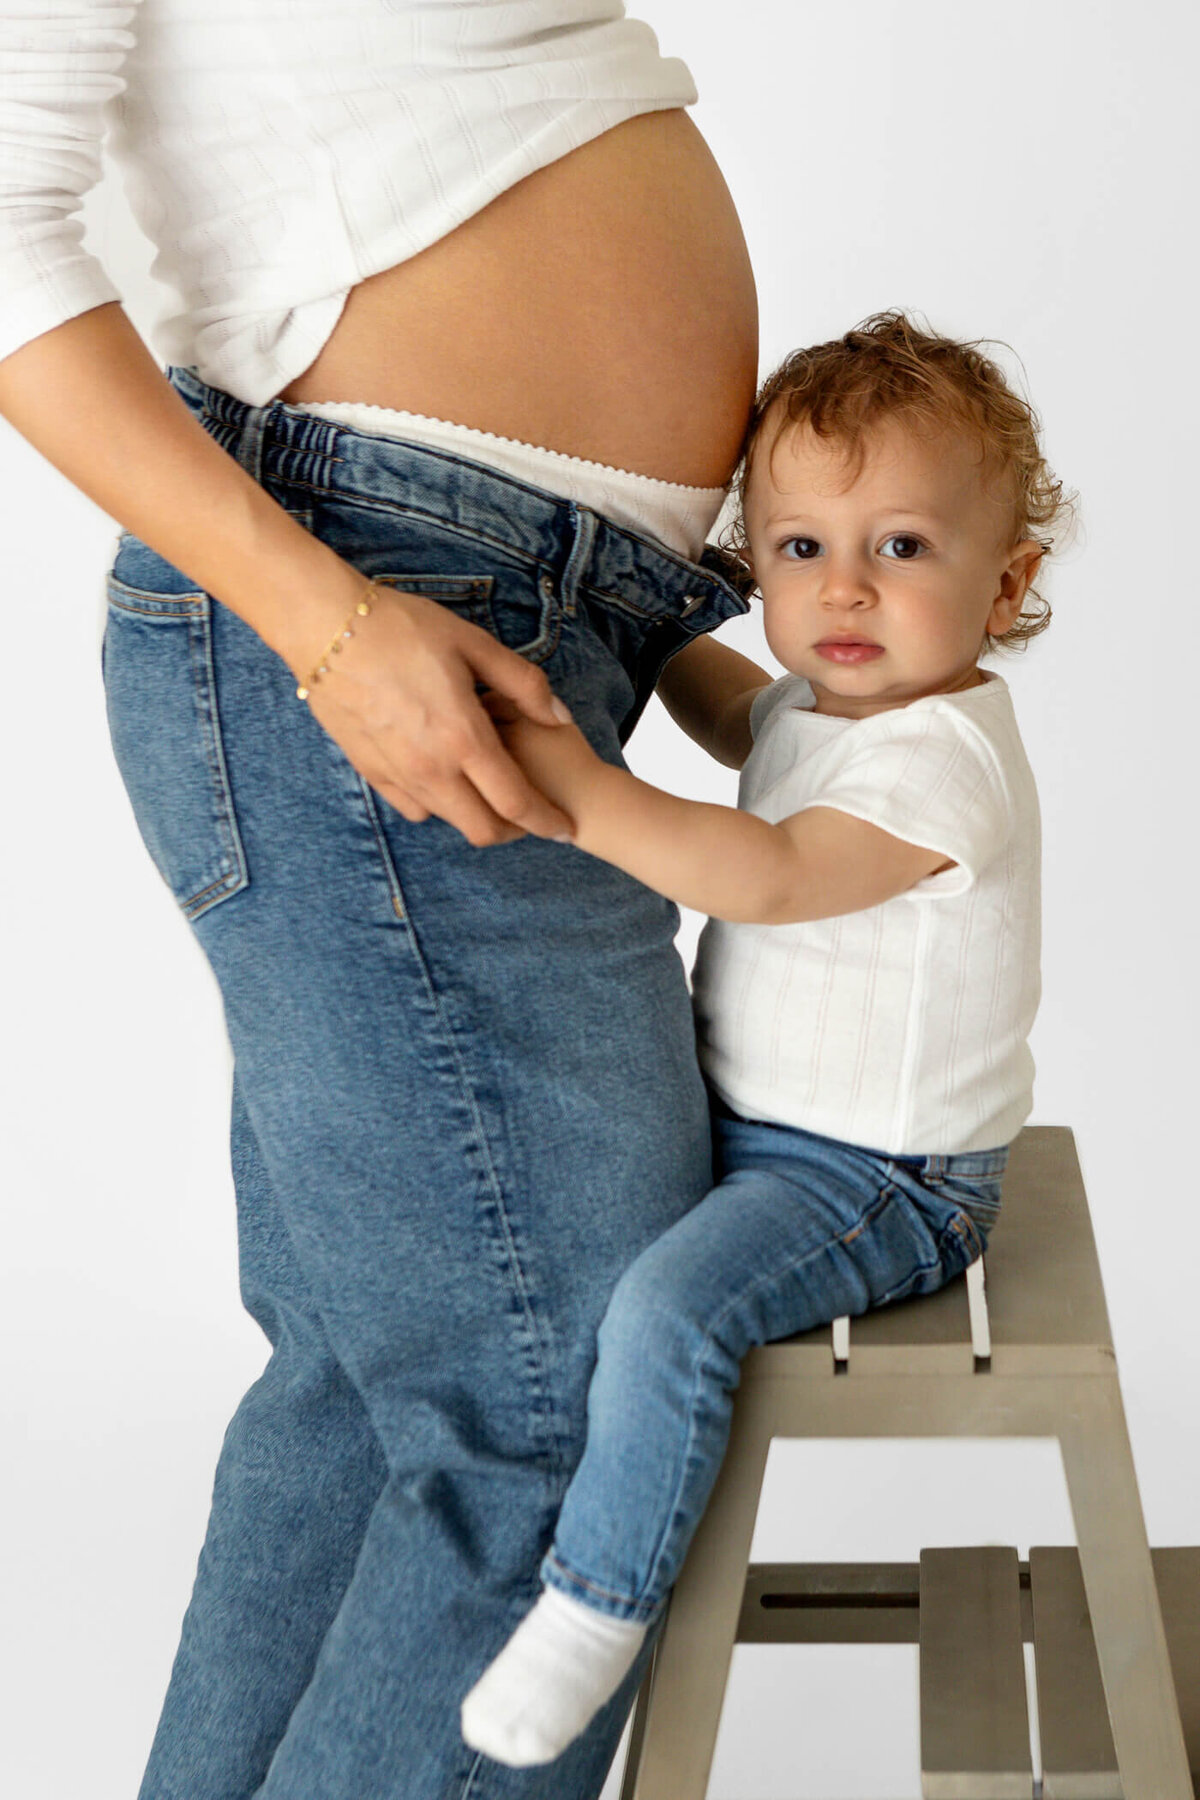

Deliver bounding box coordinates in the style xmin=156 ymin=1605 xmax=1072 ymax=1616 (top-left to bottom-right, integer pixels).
xmin=1030 ymin=1546 xmax=1121 ymax=1799
xmin=919 ymin=1547 xmax=1033 ymax=1799
xmin=733 ymin=1548 xmax=1200 ymax=1796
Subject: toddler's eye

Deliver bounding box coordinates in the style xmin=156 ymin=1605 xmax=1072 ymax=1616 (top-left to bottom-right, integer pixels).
xmin=880 ymin=534 xmax=926 ymax=561
xmin=781 ymin=536 xmax=821 ymax=560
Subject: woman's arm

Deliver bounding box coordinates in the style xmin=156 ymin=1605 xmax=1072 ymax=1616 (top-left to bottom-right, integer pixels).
xmin=655 ymin=634 xmax=771 ymax=769
xmin=0 ymin=304 xmax=574 ymax=844
xmin=499 ymin=717 xmax=951 ymax=923
xmin=0 ymin=4 xmax=570 ymax=842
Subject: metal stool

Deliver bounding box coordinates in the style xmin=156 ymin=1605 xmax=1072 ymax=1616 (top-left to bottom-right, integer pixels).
xmin=619 ymin=1126 xmax=1194 ymax=1799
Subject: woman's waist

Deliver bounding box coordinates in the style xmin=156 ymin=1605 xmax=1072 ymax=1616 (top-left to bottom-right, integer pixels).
xmin=276 ymin=113 xmax=758 ymax=489
xmin=169 ymin=365 xmax=746 ymax=622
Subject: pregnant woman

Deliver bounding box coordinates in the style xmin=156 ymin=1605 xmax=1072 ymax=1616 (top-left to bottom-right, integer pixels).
xmin=0 ymin=4 xmax=757 ymax=1797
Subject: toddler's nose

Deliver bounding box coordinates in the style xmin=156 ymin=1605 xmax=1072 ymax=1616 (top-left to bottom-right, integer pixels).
xmin=819 ymin=558 xmax=876 ymax=609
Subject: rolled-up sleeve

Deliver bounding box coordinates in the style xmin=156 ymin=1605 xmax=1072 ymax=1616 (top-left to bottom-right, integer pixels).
xmin=0 ymin=1 xmax=138 ymax=366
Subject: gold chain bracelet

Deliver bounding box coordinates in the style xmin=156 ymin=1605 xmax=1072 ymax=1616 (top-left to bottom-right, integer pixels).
xmin=295 ymin=579 xmax=380 ymax=701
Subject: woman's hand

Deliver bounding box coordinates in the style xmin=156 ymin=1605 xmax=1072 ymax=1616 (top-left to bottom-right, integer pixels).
xmin=487 ymin=704 xmax=607 ymax=831
xmin=299 ymin=582 xmax=577 ymax=846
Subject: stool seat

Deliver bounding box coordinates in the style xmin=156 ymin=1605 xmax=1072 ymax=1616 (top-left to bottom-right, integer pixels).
xmin=752 ymin=1125 xmax=1111 ymax=1381
xmin=619 ymin=1127 xmax=1193 ymax=1799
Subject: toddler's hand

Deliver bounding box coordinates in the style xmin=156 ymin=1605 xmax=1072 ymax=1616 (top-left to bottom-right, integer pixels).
xmin=482 ymin=694 xmax=603 ymax=837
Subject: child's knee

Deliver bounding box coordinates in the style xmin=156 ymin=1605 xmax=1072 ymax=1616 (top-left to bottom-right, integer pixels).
xmin=595 ymin=1242 xmax=712 ymax=1380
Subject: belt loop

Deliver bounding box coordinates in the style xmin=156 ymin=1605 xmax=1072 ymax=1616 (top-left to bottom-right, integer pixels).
xmin=231 ymin=397 xmax=273 ymax=487
xmin=560 ymin=504 xmax=597 ymax=618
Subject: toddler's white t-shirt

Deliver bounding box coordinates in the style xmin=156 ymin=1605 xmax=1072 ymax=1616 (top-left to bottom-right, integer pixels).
xmin=691 ymin=671 xmax=1040 ymax=1155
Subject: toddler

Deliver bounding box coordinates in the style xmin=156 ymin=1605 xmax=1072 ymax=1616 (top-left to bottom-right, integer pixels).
xmin=461 ymin=311 xmax=1070 ymax=1767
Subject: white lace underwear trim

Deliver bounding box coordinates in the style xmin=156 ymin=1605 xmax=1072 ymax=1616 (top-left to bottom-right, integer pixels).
xmin=291 ymin=400 xmax=726 ymax=563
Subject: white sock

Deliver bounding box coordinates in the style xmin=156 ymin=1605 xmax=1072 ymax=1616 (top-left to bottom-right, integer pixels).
xmin=461 ymin=1584 xmax=648 ymax=1767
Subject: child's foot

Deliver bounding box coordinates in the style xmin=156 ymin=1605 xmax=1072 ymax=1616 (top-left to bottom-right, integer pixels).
xmin=461 ymin=1584 xmax=647 ymax=1767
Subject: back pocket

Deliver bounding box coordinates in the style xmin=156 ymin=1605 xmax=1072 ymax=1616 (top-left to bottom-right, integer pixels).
xmin=103 ymin=542 xmax=248 ymax=923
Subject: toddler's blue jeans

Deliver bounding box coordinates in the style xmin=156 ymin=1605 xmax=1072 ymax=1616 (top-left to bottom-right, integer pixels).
xmin=102 ymin=368 xmax=747 ymax=1800
xmin=543 ymin=1102 xmax=1006 ymax=1621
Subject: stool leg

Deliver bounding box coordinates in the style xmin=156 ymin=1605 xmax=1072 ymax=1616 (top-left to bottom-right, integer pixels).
xmin=1058 ymin=1378 xmax=1192 ymax=1798
xmin=621 ymin=1402 xmax=773 ymax=1800
xmin=618 ymin=1659 xmax=656 ymax=1800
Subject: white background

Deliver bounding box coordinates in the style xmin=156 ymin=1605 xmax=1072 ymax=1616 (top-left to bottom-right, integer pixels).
xmin=3 ymin=3 xmax=1197 ymax=1796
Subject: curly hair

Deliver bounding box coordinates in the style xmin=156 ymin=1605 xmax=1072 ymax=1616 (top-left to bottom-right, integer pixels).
xmin=720 ymin=311 xmax=1076 ymax=651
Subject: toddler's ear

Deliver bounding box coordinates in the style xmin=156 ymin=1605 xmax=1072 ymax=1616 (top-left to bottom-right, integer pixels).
xmin=988 ymin=540 xmax=1043 ymax=637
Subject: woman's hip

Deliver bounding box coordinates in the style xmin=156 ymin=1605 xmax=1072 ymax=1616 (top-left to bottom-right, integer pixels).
xmin=100 ymin=374 xmax=731 ymax=1383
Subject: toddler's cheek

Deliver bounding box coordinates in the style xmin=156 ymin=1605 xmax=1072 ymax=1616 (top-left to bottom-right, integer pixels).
xmin=761 ymin=608 xmax=804 ymax=674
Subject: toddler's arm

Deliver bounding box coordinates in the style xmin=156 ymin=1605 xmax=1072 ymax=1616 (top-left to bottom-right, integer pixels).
xmin=655 ymin=636 xmax=772 ymax=769
xmin=503 ymin=719 xmax=951 ymax=924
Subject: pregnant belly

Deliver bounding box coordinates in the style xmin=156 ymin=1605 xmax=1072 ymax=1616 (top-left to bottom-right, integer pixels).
xmin=277 ymin=110 xmax=759 ymax=489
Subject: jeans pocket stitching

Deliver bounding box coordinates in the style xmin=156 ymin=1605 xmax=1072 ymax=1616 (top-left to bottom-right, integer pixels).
xmin=941 ymin=1205 xmax=995 ymax=1266
xmin=104 ymin=589 xmax=250 ymax=921
xmin=372 ymin=573 xmax=495 ymax=602
xmin=372 ymin=572 xmax=507 ymax=645
xmin=511 ymin=586 xmax=562 ymax=665
xmin=184 ymin=606 xmax=249 ymax=922
xmin=107 ymin=574 xmax=207 ymax=616
xmin=373 ymin=569 xmax=560 ymax=664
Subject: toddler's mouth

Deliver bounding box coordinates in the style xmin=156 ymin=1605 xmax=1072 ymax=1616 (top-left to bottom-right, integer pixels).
xmin=814 ymin=636 xmax=884 ymax=664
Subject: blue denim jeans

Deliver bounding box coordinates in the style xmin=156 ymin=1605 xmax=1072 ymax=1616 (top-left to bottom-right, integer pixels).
xmin=102 ymin=367 xmax=748 ymax=1800
xmin=543 ymin=1103 xmax=1006 ymax=1622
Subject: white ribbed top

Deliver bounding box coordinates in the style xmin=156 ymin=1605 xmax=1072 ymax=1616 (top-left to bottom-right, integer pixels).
xmin=0 ymin=2 xmax=696 ymax=403
xmin=692 ymin=673 xmax=1042 ymax=1156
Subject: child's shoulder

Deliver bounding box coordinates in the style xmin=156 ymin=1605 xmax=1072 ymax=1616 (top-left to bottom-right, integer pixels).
xmin=904 ymin=672 xmax=1025 ymax=757
xmin=866 ymin=675 xmax=1029 ymax=792
xmin=748 ymin=673 xmax=816 ymax=740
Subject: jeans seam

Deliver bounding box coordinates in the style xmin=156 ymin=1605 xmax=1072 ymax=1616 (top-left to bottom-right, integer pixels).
xmin=394 ymin=884 xmax=561 ymax=1476
xmin=351 ymin=772 xmax=409 ymax=921
xmin=457 ymin=1748 xmax=487 ymax=1800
